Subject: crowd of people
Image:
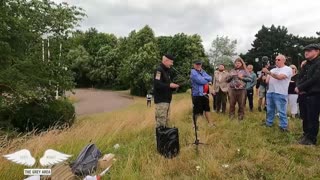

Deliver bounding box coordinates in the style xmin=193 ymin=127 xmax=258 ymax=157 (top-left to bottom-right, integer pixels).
xmin=152 ymin=43 xmax=320 ymax=146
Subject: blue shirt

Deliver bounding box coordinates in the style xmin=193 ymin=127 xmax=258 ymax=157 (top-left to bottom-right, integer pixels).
xmin=190 ymin=69 xmax=212 ymax=96
xmin=245 ymin=72 xmax=257 ymax=90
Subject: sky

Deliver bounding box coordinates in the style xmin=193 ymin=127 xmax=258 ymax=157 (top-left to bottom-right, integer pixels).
xmin=53 ymin=0 xmax=320 ymax=53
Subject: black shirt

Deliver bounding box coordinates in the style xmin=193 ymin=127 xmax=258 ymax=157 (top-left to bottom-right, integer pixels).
xmin=288 ymin=74 xmax=298 ymax=94
xmin=153 ymin=63 xmax=173 ymax=103
xmin=297 ymin=57 xmax=320 ymax=96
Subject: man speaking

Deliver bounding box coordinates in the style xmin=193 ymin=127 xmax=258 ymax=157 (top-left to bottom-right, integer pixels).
xmin=153 ymin=54 xmax=179 ymax=128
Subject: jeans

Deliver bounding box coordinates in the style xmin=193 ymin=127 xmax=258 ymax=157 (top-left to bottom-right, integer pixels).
xmin=266 ymin=92 xmax=288 ymax=129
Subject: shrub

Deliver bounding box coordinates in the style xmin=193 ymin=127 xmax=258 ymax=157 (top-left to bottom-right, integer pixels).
xmin=10 ymin=99 xmax=75 ymax=132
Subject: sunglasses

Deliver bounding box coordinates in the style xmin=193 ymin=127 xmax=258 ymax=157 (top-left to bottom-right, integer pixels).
xmin=275 ymin=59 xmax=282 ymax=61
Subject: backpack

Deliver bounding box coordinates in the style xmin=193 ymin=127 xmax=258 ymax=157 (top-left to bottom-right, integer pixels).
xmin=70 ymin=143 xmax=102 ymax=176
xmin=156 ymin=126 xmax=180 ymax=158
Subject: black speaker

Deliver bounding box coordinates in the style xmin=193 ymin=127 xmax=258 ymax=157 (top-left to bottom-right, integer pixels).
xmin=156 ymin=126 xmax=180 ymax=158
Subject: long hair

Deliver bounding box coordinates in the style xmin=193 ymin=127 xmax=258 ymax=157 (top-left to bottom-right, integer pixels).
xmin=234 ymin=57 xmax=247 ymax=71
xmin=290 ymin=64 xmax=298 ymax=74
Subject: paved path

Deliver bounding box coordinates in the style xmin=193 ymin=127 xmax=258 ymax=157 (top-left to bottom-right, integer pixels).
xmin=70 ymin=89 xmax=133 ymax=116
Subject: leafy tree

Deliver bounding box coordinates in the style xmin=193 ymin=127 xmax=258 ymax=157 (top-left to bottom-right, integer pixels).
xmin=243 ymin=25 xmax=320 ymax=71
xmin=66 ymin=29 xmax=119 ymax=87
xmin=128 ymin=42 xmax=159 ymax=95
xmin=118 ymin=25 xmax=159 ymax=95
xmin=77 ymin=28 xmax=118 ymax=56
xmin=169 ymin=33 xmax=212 ymax=90
xmin=0 ymin=0 xmax=84 ymax=112
xmin=208 ymin=36 xmax=237 ymax=69
xmin=66 ymin=46 xmax=92 ymax=87
xmin=87 ymin=45 xmax=122 ymax=87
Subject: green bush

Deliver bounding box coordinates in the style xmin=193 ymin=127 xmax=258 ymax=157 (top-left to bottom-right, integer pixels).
xmin=0 ymin=106 xmax=13 ymax=130
xmin=10 ymin=99 xmax=75 ymax=132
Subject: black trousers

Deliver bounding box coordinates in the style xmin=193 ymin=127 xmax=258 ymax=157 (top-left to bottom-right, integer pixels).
xmin=216 ymin=90 xmax=227 ymax=113
xmin=246 ymin=89 xmax=254 ymax=110
xmin=299 ymin=94 xmax=320 ymax=143
xmin=212 ymin=94 xmax=217 ymax=111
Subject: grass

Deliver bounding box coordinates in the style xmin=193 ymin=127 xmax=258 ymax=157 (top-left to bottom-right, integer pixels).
xmin=0 ymin=92 xmax=320 ymax=179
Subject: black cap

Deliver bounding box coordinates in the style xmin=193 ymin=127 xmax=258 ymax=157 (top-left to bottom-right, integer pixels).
xmin=303 ymin=44 xmax=320 ymax=51
xmin=164 ymin=54 xmax=175 ymax=61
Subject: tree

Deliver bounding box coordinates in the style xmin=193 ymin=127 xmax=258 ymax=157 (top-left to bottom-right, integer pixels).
xmin=118 ymin=25 xmax=159 ymax=95
xmin=128 ymin=42 xmax=159 ymax=95
xmin=208 ymin=36 xmax=237 ymax=69
xmin=86 ymin=45 xmax=122 ymax=87
xmin=0 ymin=0 xmax=84 ymax=108
xmin=156 ymin=33 xmax=210 ymax=91
xmin=243 ymin=25 xmax=320 ymax=71
xmin=66 ymin=46 xmax=92 ymax=87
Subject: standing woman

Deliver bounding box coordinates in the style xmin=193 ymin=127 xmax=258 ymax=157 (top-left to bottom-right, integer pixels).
xmin=227 ymin=58 xmax=251 ymax=120
xmin=287 ymin=65 xmax=299 ymax=118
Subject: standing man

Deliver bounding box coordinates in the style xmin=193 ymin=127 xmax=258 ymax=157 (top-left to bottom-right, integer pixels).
xmin=190 ymin=60 xmax=214 ymax=126
xmin=245 ymin=64 xmax=257 ymax=112
xmin=262 ymin=54 xmax=292 ymax=131
xmin=153 ymin=54 xmax=179 ymax=128
xmin=212 ymin=64 xmax=229 ymax=114
xmin=295 ymin=44 xmax=320 ymax=145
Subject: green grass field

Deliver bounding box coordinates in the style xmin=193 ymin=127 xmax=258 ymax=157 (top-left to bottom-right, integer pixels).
xmin=0 ymin=92 xmax=320 ymax=180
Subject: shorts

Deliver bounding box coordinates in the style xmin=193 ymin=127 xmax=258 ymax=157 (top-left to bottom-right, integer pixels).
xmin=192 ymin=95 xmax=210 ymax=115
xmin=259 ymin=86 xmax=266 ymax=98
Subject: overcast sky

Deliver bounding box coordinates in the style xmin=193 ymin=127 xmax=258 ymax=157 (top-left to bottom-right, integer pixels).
xmin=53 ymin=0 xmax=320 ymax=53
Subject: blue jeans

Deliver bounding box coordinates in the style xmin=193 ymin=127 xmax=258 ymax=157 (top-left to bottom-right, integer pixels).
xmin=266 ymin=92 xmax=288 ymax=129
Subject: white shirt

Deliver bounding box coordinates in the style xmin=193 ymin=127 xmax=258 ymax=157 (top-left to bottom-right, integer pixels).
xmin=267 ymin=66 xmax=292 ymax=95
xmin=146 ymin=94 xmax=152 ymax=99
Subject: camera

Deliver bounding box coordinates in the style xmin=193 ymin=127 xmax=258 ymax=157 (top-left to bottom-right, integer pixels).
xmin=261 ymin=56 xmax=269 ymax=68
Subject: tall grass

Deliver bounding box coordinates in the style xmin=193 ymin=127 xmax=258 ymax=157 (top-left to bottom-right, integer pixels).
xmin=0 ymin=92 xmax=319 ymax=179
